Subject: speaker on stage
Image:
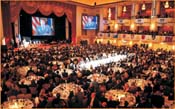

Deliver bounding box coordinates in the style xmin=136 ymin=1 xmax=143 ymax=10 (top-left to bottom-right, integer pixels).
xmin=1 ymin=45 xmax=8 ymax=52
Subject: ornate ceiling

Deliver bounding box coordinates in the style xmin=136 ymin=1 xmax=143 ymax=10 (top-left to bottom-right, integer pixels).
xmin=67 ymin=0 xmax=124 ymax=6
xmin=62 ymin=0 xmax=154 ymax=6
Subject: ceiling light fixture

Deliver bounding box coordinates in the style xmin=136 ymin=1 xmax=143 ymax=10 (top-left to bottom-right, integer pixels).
xmin=123 ymin=6 xmax=126 ymax=12
xmin=142 ymin=2 xmax=146 ymax=10
xmin=164 ymin=1 xmax=169 ymax=8
xmin=108 ymin=8 xmax=111 ymax=20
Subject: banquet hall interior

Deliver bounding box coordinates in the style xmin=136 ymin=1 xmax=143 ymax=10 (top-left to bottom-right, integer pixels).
xmin=1 ymin=0 xmax=175 ymax=108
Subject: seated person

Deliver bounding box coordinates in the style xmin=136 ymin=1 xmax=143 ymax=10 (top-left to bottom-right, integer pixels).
xmin=62 ymin=70 xmax=68 ymax=78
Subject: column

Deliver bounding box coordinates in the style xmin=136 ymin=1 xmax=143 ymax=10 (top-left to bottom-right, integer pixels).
xmin=65 ymin=18 xmax=69 ymax=40
xmin=14 ymin=19 xmax=20 ymax=46
xmin=115 ymin=6 xmax=118 ymax=20
xmin=0 ymin=1 xmax=4 ymax=45
xmin=151 ymin=0 xmax=156 ymax=17
xmin=155 ymin=0 xmax=160 ymax=17
xmin=2 ymin=1 xmax=12 ymax=46
xmin=134 ymin=3 xmax=139 ymax=18
xmin=174 ymin=24 xmax=175 ymax=36
xmin=131 ymin=3 xmax=135 ymax=18
xmin=99 ymin=8 xmax=104 ymax=31
xmin=117 ymin=5 xmax=122 ymax=19
xmin=174 ymin=1 xmax=175 ymax=35
xmin=114 ymin=6 xmax=118 ymax=31
xmin=14 ymin=20 xmax=19 ymax=38
xmin=117 ymin=5 xmax=122 ymax=32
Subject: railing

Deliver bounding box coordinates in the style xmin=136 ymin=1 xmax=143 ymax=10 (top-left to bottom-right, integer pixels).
xmin=96 ymin=33 xmax=175 ymax=43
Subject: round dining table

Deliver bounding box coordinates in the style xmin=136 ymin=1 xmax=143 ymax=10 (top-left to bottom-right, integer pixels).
xmin=127 ymin=78 xmax=152 ymax=90
xmin=2 ymin=99 xmax=33 ymax=109
xmin=105 ymin=89 xmax=136 ymax=107
xmin=19 ymin=75 xmax=44 ymax=86
xmin=87 ymin=73 xmax=109 ymax=83
xmin=17 ymin=66 xmax=30 ymax=76
xmin=52 ymin=83 xmax=83 ymax=100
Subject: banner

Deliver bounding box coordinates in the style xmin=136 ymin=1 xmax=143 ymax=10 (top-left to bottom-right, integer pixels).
xmin=141 ymin=35 xmax=153 ymax=41
xmin=157 ymin=18 xmax=166 ymax=24
xmin=157 ymin=18 xmax=175 ymax=24
xmin=152 ymin=34 xmax=156 ymax=40
xmin=135 ymin=19 xmax=144 ymax=24
xmin=141 ymin=35 xmax=146 ymax=40
xmin=98 ymin=32 xmax=103 ymax=37
xmin=131 ymin=34 xmax=134 ymax=39
xmin=113 ymin=34 xmax=118 ymax=38
xmin=118 ymin=19 xmax=123 ymax=24
xmin=123 ymin=34 xmax=126 ymax=39
xmin=164 ymin=36 xmax=173 ymax=42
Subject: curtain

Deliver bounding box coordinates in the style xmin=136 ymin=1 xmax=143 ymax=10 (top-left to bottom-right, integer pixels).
xmin=71 ymin=6 xmax=76 ymax=44
xmin=8 ymin=1 xmax=76 ymax=44
xmin=10 ymin=1 xmax=74 ymax=23
xmin=2 ymin=2 xmax=12 ymax=46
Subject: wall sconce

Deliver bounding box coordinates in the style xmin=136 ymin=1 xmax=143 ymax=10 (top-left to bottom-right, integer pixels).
xmin=129 ymin=41 xmax=133 ymax=46
xmin=172 ymin=45 xmax=175 ymax=50
xmin=164 ymin=1 xmax=169 ymax=8
xmin=142 ymin=2 xmax=146 ymax=10
xmin=108 ymin=8 xmax=112 ymax=20
xmin=123 ymin=6 xmax=127 ymax=12
xmin=149 ymin=43 xmax=152 ymax=48
xmin=130 ymin=23 xmax=135 ymax=31
xmin=2 ymin=37 xmax=6 ymax=45
xmin=114 ymin=23 xmax=118 ymax=31
xmin=150 ymin=23 xmax=155 ymax=31
xmin=160 ymin=42 xmax=164 ymax=45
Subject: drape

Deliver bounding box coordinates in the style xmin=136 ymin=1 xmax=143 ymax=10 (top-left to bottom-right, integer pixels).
xmin=8 ymin=1 xmax=76 ymax=44
xmin=10 ymin=1 xmax=74 ymax=23
xmin=2 ymin=2 xmax=12 ymax=46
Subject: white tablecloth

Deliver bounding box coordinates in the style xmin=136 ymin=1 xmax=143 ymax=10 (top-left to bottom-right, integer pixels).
xmin=105 ymin=89 xmax=136 ymax=107
xmin=52 ymin=83 xmax=83 ymax=100
xmin=87 ymin=73 xmax=109 ymax=83
xmin=127 ymin=79 xmax=152 ymax=90
xmin=2 ymin=99 xmax=33 ymax=109
xmin=19 ymin=76 xmax=44 ymax=86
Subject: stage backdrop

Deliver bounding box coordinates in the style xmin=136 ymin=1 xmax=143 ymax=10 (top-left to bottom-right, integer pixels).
xmin=20 ymin=10 xmax=69 ymax=41
xmin=3 ymin=1 xmax=76 ymax=46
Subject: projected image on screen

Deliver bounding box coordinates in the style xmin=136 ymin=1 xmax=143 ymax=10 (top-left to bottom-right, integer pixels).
xmin=82 ymin=16 xmax=98 ymax=30
xmin=32 ymin=17 xmax=54 ymax=36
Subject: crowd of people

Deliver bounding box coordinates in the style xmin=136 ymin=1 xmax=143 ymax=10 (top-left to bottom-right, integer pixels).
xmin=117 ymin=30 xmax=174 ymax=36
xmin=1 ymin=43 xmax=174 ymax=108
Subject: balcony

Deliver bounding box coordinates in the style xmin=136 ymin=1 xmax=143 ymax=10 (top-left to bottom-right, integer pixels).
xmin=135 ymin=18 xmax=151 ymax=24
xmin=117 ymin=19 xmax=130 ymax=24
xmin=157 ymin=18 xmax=175 ymax=24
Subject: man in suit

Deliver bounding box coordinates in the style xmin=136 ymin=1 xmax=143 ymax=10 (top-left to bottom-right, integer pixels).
xmin=36 ymin=18 xmax=52 ymax=35
xmin=88 ymin=92 xmax=100 ymax=108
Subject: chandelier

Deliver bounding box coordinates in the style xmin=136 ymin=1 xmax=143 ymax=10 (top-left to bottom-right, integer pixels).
xmin=123 ymin=6 xmax=126 ymax=12
xmin=108 ymin=8 xmax=111 ymax=20
xmin=142 ymin=3 xmax=146 ymax=10
xmin=164 ymin=1 xmax=169 ymax=8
